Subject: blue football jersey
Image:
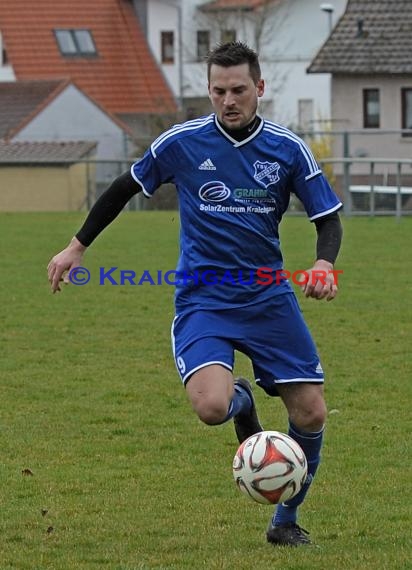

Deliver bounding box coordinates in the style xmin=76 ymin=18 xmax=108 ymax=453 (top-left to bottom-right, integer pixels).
xmin=131 ymin=114 xmax=342 ymax=313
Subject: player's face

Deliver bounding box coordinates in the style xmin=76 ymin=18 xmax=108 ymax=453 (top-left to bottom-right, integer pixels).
xmin=208 ymin=63 xmax=264 ymax=130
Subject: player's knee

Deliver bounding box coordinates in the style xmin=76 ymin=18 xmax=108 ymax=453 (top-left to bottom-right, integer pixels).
xmin=186 ymin=367 xmax=234 ymax=425
xmin=194 ymin=396 xmax=230 ymax=425
xmin=291 ymin=400 xmax=327 ymax=432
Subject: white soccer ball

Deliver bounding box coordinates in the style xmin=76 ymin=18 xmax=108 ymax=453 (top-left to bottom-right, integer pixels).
xmin=232 ymin=430 xmax=308 ymax=505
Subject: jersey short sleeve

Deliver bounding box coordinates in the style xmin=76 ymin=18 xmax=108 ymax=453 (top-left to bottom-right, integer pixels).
xmin=130 ymin=138 xmax=176 ymax=197
xmin=262 ymin=121 xmax=342 ymax=221
xmin=290 ymin=140 xmax=342 ymax=220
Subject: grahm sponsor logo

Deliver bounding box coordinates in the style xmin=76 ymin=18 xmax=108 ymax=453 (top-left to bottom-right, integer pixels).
xmin=233 ymin=188 xmax=272 ymax=201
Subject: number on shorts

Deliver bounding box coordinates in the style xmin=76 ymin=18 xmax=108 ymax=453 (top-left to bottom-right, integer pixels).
xmin=176 ymin=356 xmax=186 ymax=375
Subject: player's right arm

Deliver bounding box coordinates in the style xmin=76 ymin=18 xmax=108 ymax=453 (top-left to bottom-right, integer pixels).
xmin=47 ymin=171 xmax=141 ymax=293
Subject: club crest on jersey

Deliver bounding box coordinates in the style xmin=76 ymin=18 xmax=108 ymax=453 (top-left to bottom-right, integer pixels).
xmin=253 ymin=161 xmax=280 ymax=188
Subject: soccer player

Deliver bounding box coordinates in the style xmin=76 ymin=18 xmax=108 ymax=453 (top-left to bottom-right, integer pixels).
xmin=48 ymin=42 xmax=342 ymax=547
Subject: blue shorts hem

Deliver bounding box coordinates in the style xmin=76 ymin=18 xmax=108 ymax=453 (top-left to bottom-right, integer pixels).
xmin=182 ymin=361 xmax=233 ymax=384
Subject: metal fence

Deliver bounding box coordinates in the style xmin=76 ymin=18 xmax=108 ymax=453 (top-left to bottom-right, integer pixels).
xmin=300 ymin=129 xmax=412 ymax=217
xmin=71 ymin=156 xmax=412 ymax=217
xmin=2 ymin=128 xmax=412 ymax=216
xmin=319 ymin=157 xmax=412 ymax=218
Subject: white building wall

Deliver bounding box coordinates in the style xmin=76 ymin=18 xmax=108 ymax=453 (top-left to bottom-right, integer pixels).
xmin=332 ymin=74 xmax=412 ymax=160
xmin=13 ymin=85 xmax=127 ymax=160
xmin=0 ymin=64 xmax=15 ymax=81
xmin=13 ymin=84 xmax=132 ymax=188
xmin=146 ymin=0 xmax=181 ymax=104
xmin=154 ymin=0 xmax=347 ymax=128
xmin=188 ymin=0 xmax=346 ymax=127
xmin=257 ymin=0 xmax=347 ymax=127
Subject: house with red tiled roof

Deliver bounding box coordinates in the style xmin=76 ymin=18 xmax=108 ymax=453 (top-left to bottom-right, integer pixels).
xmin=0 ymin=78 xmax=138 ymax=202
xmin=0 ymin=0 xmax=177 ymax=134
xmin=0 ymin=1 xmax=181 ymax=210
xmin=0 ymin=79 xmax=131 ymax=152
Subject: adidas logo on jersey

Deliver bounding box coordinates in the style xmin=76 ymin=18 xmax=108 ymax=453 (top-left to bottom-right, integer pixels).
xmin=198 ymin=158 xmax=216 ymax=170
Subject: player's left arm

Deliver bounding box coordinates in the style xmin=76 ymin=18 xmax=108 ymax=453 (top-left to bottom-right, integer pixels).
xmin=289 ymin=138 xmax=343 ymax=302
xmin=299 ymin=213 xmax=343 ymax=301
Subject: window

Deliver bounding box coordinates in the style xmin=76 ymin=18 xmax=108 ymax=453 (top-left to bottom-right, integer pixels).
xmin=74 ymin=30 xmax=96 ymax=54
xmin=197 ymin=30 xmax=210 ymax=61
xmin=55 ymin=29 xmax=97 ymax=56
xmin=221 ymin=30 xmax=236 ymax=44
xmin=298 ymin=99 xmax=314 ymax=130
xmin=401 ymin=88 xmax=412 ymax=136
xmin=161 ymin=31 xmax=174 ymax=64
xmin=363 ymin=88 xmax=380 ymax=128
xmin=0 ymin=31 xmax=8 ymax=65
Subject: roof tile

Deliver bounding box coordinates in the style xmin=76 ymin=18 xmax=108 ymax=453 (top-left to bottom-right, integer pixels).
xmin=0 ymin=140 xmax=97 ymax=162
xmin=0 ymin=80 xmax=68 ymax=139
xmin=0 ymin=0 xmax=177 ymax=115
xmin=308 ymin=0 xmax=412 ymax=74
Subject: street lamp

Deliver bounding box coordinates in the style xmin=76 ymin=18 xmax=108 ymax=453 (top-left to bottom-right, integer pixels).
xmin=320 ymin=3 xmax=334 ymax=34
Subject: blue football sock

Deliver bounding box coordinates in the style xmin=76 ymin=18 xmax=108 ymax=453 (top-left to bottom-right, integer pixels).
xmin=221 ymin=383 xmax=252 ymax=423
xmin=272 ymin=421 xmax=324 ymax=527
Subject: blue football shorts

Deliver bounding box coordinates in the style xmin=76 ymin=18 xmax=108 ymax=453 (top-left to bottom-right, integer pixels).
xmin=171 ymin=292 xmax=324 ymax=396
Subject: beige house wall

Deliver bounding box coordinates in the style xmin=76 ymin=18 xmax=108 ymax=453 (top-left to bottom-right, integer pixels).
xmin=331 ymin=74 xmax=412 ymax=160
xmin=0 ymin=163 xmax=93 ymax=212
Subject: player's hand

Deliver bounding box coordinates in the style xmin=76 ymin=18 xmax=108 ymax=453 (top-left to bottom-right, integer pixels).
xmin=296 ymin=259 xmax=339 ymax=302
xmin=47 ymin=237 xmax=87 ymax=293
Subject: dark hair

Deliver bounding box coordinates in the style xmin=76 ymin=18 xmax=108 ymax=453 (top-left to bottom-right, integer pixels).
xmin=206 ymin=41 xmax=261 ymax=84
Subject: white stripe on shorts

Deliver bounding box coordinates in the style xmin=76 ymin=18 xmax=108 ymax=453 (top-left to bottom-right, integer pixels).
xmin=182 ymin=361 xmax=233 ymax=384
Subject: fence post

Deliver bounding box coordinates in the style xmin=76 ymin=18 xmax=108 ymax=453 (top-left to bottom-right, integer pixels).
xmin=396 ymin=161 xmax=402 ymax=219
xmin=369 ymin=161 xmax=375 ymax=216
xmin=86 ymin=161 xmax=92 ymax=211
xmin=342 ymin=131 xmax=352 ymax=216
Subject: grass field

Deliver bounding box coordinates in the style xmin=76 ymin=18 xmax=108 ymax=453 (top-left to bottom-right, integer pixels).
xmin=0 ymin=212 xmax=411 ymax=569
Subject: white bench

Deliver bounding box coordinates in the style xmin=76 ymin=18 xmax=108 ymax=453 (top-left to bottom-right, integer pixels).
xmin=350 ymin=185 xmax=412 ymax=195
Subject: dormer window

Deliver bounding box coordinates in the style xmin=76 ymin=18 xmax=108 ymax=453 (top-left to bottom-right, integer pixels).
xmin=0 ymin=30 xmax=8 ymax=65
xmin=54 ymin=29 xmax=97 ymax=56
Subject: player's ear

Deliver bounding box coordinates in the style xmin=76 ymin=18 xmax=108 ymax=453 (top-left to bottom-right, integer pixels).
xmin=257 ymin=79 xmax=265 ymax=98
